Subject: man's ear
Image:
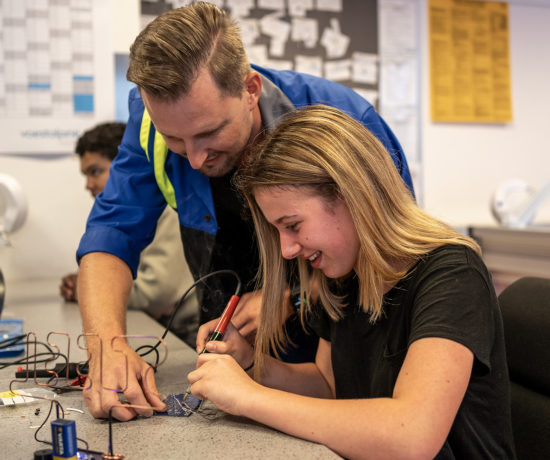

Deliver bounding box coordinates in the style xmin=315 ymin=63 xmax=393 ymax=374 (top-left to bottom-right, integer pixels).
xmin=244 ymin=72 xmax=262 ymax=108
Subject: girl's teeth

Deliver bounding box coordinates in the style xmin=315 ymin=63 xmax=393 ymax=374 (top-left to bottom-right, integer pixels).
xmin=309 ymin=252 xmax=319 ymax=261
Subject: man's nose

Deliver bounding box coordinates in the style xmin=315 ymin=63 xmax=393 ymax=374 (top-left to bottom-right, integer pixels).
xmin=185 ymin=140 xmax=209 ymax=170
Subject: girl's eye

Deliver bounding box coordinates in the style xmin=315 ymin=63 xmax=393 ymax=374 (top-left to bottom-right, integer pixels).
xmin=286 ymin=222 xmax=299 ymax=231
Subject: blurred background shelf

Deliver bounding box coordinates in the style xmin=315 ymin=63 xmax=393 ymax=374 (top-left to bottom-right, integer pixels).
xmin=469 ymin=225 xmax=550 ymax=294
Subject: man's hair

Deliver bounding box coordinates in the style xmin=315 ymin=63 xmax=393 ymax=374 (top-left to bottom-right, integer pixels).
xmin=236 ymin=105 xmax=481 ymax=376
xmin=127 ymin=2 xmax=250 ymax=100
xmin=75 ymin=122 xmax=126 ymax=160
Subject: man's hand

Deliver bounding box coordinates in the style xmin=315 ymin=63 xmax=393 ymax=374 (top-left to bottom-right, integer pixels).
xmin=60 ymin=273 xmax=78 ymax=302
xmin=77 ymin=252 xmax=165 ymax=421
xmin=83 ymin=337 xmax=166 ymax=421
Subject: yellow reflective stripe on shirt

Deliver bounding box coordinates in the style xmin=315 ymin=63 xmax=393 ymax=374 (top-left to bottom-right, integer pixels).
xmin=153 ymin=132 xmax=177 ymax=209
xmin=139 ymin=108 xmax=178 ymax=209
xmin=140 ymin=109 xmax=152 ymax=161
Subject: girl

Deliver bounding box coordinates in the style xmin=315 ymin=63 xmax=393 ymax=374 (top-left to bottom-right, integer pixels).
xmin=188 ymin=105 xmax=515 ymax=459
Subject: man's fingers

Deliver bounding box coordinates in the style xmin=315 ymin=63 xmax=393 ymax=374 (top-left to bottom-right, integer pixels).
xmin=141 ymin=366 xmax=167 ymax=411
xmin=109 ymin=404 xmax=138 ymax=421
xmin=83 ymin=343 xmax=162 ymax=420
xmin=83 ymin=385 xmax=138 ymax=421
xmin=122 ymin=383 xmax=155 ymax=417
xmin=84 ymin=380 xmax=158 ymax=420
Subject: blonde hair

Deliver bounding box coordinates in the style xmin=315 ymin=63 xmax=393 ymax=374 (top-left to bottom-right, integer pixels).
xmin=235 ymin=105 xmax=480 ymax=376
xmin=127 ymin=2 xmax=250 ymax=99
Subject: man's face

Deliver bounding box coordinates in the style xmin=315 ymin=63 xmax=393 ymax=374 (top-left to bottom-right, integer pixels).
xmin=141 ymin=69 xmax=262 ymax=178
xmin=80 ymin=151 xmax=111 ymax=198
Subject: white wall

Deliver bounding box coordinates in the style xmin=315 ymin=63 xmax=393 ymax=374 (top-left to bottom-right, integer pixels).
xmin=420 ymin=0 xmax=550 ymax=227
xmin=0 ymin=1 xmax=140 ymax=285
xmin=1 ymin=155 xmax=93 ymax=281
xmin=1 ymin=0 xmax=549 ymax=285
xmin=113 ymin=0 xmax=140 ymax=53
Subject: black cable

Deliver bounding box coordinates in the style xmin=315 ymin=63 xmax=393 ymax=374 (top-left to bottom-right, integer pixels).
xmin=136 ymin=269 xmax=242 ymax=367
xmin=0 ymin=335 xmax=56 ymax=354
xmin=160 ymin=269 xmax=242 ymax=341
xmin=108 ymin=409 xmax=114 ymax=456
xmin=4 ymin=271 xmax=242 ymax=397
xmin=34 ymin=399 xmax=56 ymax=445
xmin=33 ymin=398 xmax=64 ymax=445
xmin=2 ymin=271 xmax=242 ymax=373
xmin=0 ymin=350 xmax=69 ymax=371
xmin=0 ymin=333 xmax=26 ymax=349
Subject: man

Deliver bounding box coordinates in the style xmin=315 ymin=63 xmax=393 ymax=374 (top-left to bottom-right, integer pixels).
xmin=61 ymin=122 xmax=198 ymax=340
xmin=76 ymin=2 xmax=414 ymax=421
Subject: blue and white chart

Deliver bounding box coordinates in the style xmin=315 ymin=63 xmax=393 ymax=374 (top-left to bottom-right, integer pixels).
xmin=0 ymin=0 xmax=114 ymax=154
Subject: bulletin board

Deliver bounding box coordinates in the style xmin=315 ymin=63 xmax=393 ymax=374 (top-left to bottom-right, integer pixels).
xmin=141 ymin=0 xmax=380 ymax=106
xmin=429 ymin=0 xmax=513 ymax=123
xmin=141 ymin=0 xmax=421 ymax=194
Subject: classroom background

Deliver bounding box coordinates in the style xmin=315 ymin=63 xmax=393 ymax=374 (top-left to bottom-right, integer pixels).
xmin=1 ymin=0 xmax=549 ymax=291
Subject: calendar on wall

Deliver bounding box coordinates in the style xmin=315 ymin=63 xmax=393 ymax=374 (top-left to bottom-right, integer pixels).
xmin=0 ymin=0 xmax=115 ymax=154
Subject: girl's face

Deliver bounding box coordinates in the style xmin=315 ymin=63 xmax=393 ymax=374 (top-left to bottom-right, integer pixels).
xmin=255 ymin=186 xmax=360 ymax=279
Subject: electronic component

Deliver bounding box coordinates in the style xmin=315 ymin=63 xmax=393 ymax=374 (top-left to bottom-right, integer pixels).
xmin=51 ymin=419 xmax=77 ymax=460
xmin=156 ymin=392 xmax=202 ymax=417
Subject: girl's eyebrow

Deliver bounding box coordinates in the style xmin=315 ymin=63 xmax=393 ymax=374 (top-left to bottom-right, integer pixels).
xmin=275 ymin=215 xmax=298 ymax=225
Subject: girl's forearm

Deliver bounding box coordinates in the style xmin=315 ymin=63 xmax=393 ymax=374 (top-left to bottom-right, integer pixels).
xmin=259 ymin=355 xmax=334 ymax=398
xmin=240 ymin=388 xmax=436 ymax=460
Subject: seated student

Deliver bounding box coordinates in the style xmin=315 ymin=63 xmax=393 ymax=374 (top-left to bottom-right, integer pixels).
xmin=59 ymin=122 xmax=198 ymax=343
xmin=189 ymin=106 xmax=516 ymax=459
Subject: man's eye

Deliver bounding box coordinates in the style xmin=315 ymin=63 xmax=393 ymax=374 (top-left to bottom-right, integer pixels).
xmin=91 ymin=168 xmax=103 ymax=177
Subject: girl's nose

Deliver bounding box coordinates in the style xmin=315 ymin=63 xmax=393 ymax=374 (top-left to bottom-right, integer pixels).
xmin=280 ymin=234 xmax=301 ymax=260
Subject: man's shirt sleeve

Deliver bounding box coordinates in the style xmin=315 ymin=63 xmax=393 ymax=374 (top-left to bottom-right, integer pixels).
xmin=76 ymin=89 xmax=167 ymax=278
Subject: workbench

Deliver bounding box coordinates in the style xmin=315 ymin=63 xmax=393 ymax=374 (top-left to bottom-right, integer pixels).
xmin=0 ymin=279 xmax=339 ymax=459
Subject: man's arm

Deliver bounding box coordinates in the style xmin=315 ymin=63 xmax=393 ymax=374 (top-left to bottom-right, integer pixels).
xmin=78 ymin=251 xmax=166 ymax=420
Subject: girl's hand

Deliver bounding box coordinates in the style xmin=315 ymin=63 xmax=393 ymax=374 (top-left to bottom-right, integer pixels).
xmin=196 ymin=320 xmax=254 ymax=372
xmin=187 ymin=354 xmax=259 ymax=415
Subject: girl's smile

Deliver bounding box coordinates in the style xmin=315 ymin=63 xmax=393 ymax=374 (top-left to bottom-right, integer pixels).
xmin=255 ymin=186 xmax=360 ymax=279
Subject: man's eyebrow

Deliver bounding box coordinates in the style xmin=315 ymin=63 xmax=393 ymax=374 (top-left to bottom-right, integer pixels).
xmin=159 ymin=120 xmax=229 ymax=140
xmin=194 ymin=120 xmax=229 ymax=138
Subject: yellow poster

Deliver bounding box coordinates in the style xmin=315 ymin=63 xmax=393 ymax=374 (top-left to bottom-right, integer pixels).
xmin=429 ymin=0 xmax=512 ymax=122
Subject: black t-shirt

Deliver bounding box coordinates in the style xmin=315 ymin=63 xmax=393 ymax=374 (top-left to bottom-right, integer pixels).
xmin=309 ymin=245 xmax=516 ymax=459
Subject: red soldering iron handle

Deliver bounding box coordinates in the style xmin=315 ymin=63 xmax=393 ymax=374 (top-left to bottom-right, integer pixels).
xmin=205 ymin=294 xmax=240 ymax=344
xmin=213 ymin=295 xmax=240 ymax=336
